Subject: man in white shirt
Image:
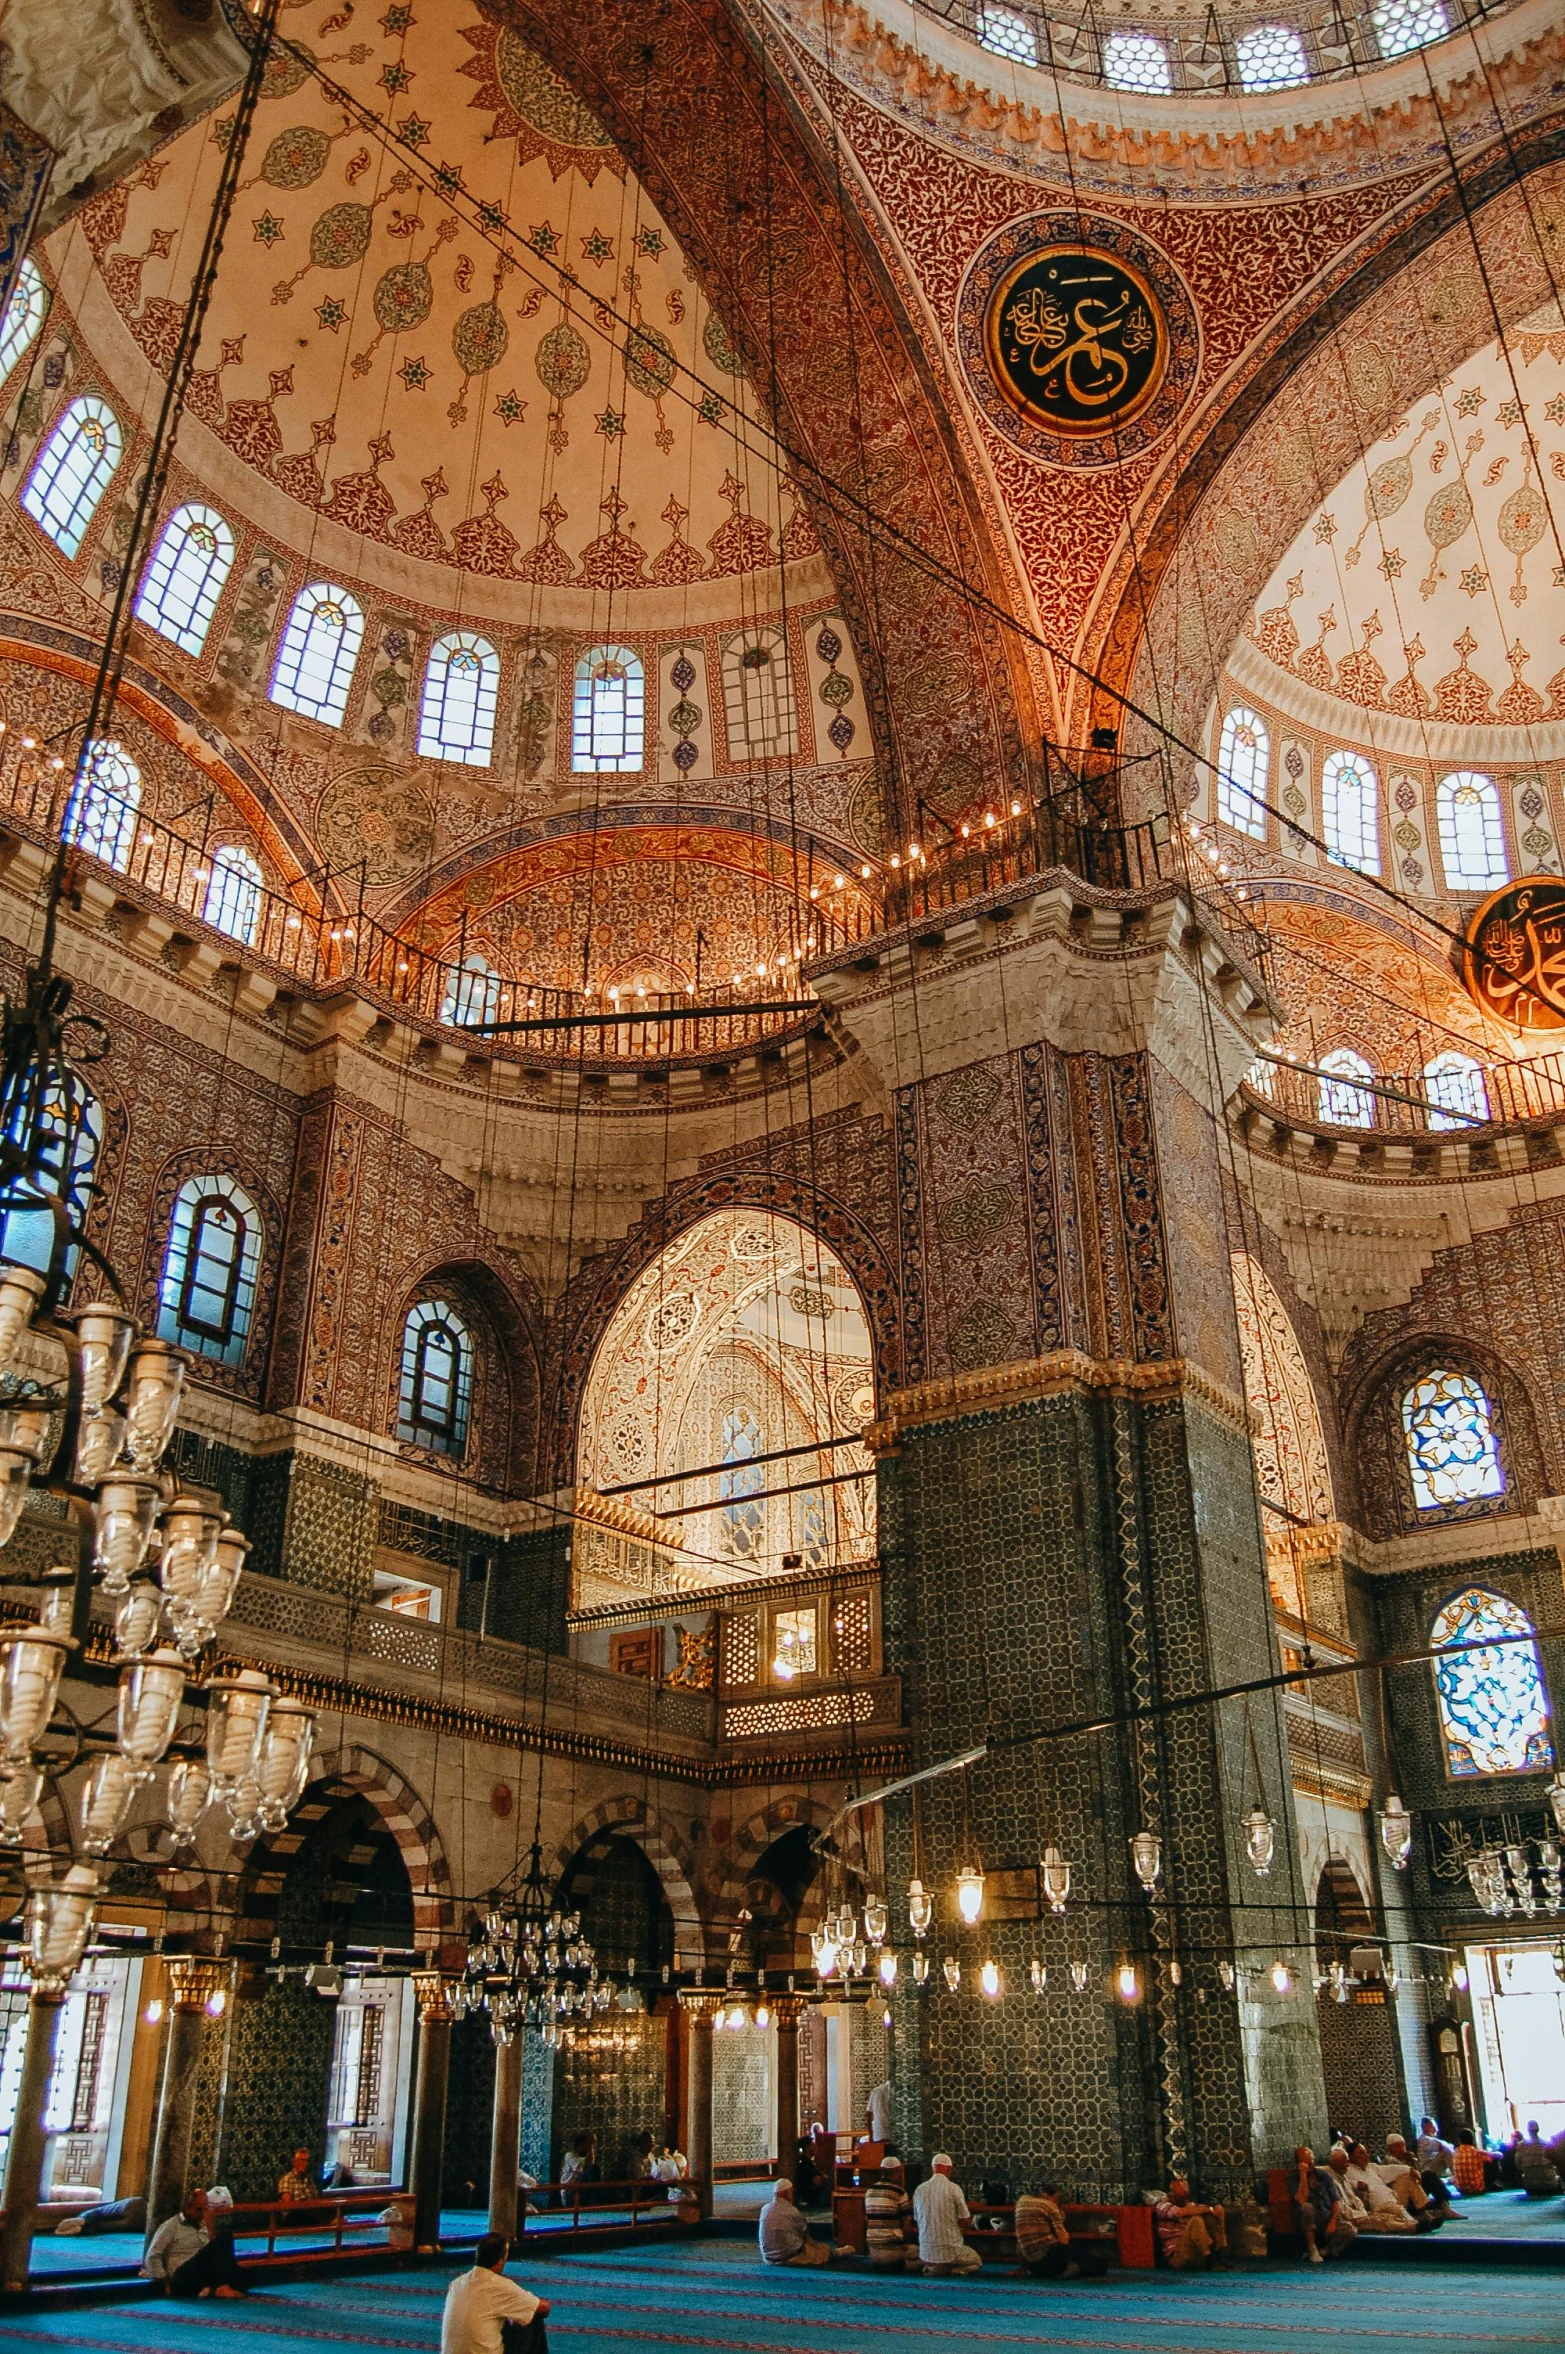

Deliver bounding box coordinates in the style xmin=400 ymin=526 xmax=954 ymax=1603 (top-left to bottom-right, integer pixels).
xmin=912 ymin=2153 xmax=982 ymax=2274
xmin=143 ymin=2188 xmax=248 ymax=2298
xmin=865 ymin=2080 xmax=894 ymax=2146
xmin=1343 ymin=2144 xmax=1417 ymax=2232
xmin=441 ymin=2235 xmax=550 ymax=2354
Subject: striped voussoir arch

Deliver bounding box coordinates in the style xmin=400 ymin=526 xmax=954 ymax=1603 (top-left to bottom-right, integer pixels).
xmin=546 ymin=1793 xmax=706 ymax=1969
xmin=231 ymin=1742 xmax=454 ymax=1953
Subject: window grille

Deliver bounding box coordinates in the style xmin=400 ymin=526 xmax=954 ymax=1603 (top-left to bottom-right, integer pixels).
xmin=722 ymin=628 xmax=795 ymax=758
xmin=158 ymin=1174 xmax=262 ymax=1365
xmin=135 ymin=504 xmax=236 ymax=656
xmin=0 ymin=257 xmax=48 ymax=381
xmin=1103 ymin=31 xmax=1172 ymax=90
xmin=1322 ymin=749 xmax=1380 ymax=874
xmin=1317 ymin=1047 xmax=1376 ymax=1128
xmin=418 ymin=630 xmax=500 ymax=766
xmin=1373 ymin=0 xmax=1447 ymax=55
xmin=719 ymin=1406 xmax=765 ymax=1559
xmin=440 ymin=953 xmax=502 ymax=1029
xmin=1402 ymin=1371 xmax=1505 ymax=1511
xmin=1234 ymin=22 xmax=1310 ymax=86
xmin=832 ymin=1590 xmax=874 ymax=1675
xmin=978 ymin=4 xmax=1039 ymax=64
xmin=1216 ymin=707 xmax=1269 ymax=839
xmin=1423 ymin=1052 xmax=1488 ymax=1132
xmin=64 ymin=738 xmax=141 ymax=872
xmin=1436 ymin=771 xmax=1508 ymax=892
xmin=723 ymin=1610 xmax=760 ymax=1687
xmin=203 ymin=845 xmax=263 ymax=944
xmin=572 ymin=644 xmax=644 ymax=772
xmin=0 ymin=1082 xmax=101 ymax=1280
xmin=20 ymin=396 xmax=122 ymax=558
xmin=398 ymin=1298 xmax=473 ymax=1457
xmin=270 ymin=581 xmax=365 ymax=725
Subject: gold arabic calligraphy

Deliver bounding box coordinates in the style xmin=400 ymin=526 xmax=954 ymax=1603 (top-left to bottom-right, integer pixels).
xmin=1469 ymin=883 xmax=1565 ymax=1031
xmin=1004 ymin=277 xmax=1155 ymax=414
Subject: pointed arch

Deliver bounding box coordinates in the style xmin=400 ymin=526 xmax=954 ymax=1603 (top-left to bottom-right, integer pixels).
xmin=232 ymin=1742 xmax=454 ymax=1950
xmin=544 ymin=1794 xmax=703 ymax=1967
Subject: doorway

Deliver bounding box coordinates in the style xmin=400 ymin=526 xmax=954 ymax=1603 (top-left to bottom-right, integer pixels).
xmin=1466 ymin=1942 xmax=1565 ymax=2141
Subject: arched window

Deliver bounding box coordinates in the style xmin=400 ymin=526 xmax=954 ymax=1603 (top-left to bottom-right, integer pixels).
xmin=270 ymin=581 xmax=364 ymax=726
xmin=398 ymin=1299 xmax=472 ymax=1457
xmin=134 ymin=504 xmax=236 ymax=657
xmin=0 ymin=1081 xmax=102 ymax=1281
xmin=572 ymin=644 xmax=644 ymax=772
xmin=203 ymin=845 xmax=263 ymax=945
xmin=0 ymin=258 xmax=48 ymax=382
xmin=21 ymin=396 xmax=122 ymax=559
xmin=1234 ymin=22 xmax=1309 ymax=85
xmin=1437 ymin=771 xmax=1508 ymax=892
xmin=977 ymin=3 xmax=1039 ymax=64
xmin=1423 ymin=1050 xmax=1488 ymax=1132
xmin=418 ymin=630 xmax=500 ymax=767
xmin=1430 ymin=1586 xmax=1552 ymax=1776
xmin=1317 ymin=1047 xmax=1376 ymax=1128
xmin=723 ymin=627 xmax=795 ymax=758
xmin=157 ymin=1174 xmax=261 ymax=1365
xmin=1373 ymin=0 xmax=1447 ymax=55
xmin=1104 ymin=30 xmax=1172 ymax=89
xmin=719 ymin=1405 xmax=765 ymax=1559
xmin=1402 ymin=1369 xmax=1505 ymax=1510
xmin=65 ymin=739 xmax=141 ymax=872
xmin=440 ymin=952 xmax=502 ymax=1029
xmin=1322 ymin=749 xmax=1380 ymax=875
xmin=1217 ymin=706 xmax=1269 ymax=838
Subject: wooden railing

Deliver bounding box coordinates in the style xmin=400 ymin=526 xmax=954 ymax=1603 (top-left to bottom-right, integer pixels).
xmin=518 ymin=2177 xmax=699 ymax=2237
xmin=226 ymin=2190 xmax=401 ymax=2263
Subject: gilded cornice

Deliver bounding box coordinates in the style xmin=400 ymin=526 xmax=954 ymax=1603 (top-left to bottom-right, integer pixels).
xmin=865 ymin=1347 xmax=1253 ymax=1447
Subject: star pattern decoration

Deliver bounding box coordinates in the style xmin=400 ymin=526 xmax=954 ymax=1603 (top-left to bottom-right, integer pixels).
xmin=1458 ymin=565 xmax=1489 ymax=597
xmin=1378 ymin=548 xmax=1405 ymax=579
xmin=493 ymin=389 xmax=527 ymax=425
xmin=398 ymin=115 xmax=431 ymax=149
xmin=433 ymin=160 xmax=464 ymax=198
xmin=697 ymin=392 xmax=725 ymax=426
xmin=1497 ymin=398 xmax=1524 ymax=427
xmin=1312 ymin=512 xmax=1336 ymax=543
xmin=1455 ymin=386 xmax=1484 ymax=416
xmin=636 ymin=226 xmax=665 ymax=257
xmin=528 ymin=222 xmax=560 ymax=256
xmin=253 ymin=212 xmax=284 ymax=247
xmin=316 ymin=297 xmax=346 ymax=333
xmin=595 ymin=408 xmax=626 ymax=439
xmin=379 ymin=61 xmax=413 ymax=96
xmin=379 ymin=3 xmax=414 ymax=27
xmin=399 ymin=356 xmax=430 ymax=390
xmin=581 ymin=229 xmax=615 ymax=267
xmin=1547 ymin=395 xmax=1565 ymax=425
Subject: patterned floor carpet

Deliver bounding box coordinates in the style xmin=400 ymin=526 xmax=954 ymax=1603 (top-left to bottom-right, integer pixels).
xmin=6 ymin=2239 xmax=1564 ymax=2354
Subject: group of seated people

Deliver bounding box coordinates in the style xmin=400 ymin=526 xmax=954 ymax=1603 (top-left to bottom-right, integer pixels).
xmin=543 ymin=2129 xmax=693 ymax=2210
xmin=1293 ymin=2120 xmax=1466 ymax=2260
xmin=761 ymin=2155 xmax=1115 ymax=2280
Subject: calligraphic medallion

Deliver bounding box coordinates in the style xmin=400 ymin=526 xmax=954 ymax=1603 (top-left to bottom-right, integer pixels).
xmin=1463 ymin=879 xmax=1565 ymax=1031
xmin=958 ymin=214 xmax=1199 ymax=470
xmin=985 ymin=248 xmax=1165 ymax=436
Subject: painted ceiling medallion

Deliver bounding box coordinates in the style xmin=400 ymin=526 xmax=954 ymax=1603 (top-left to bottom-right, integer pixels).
xmin=958 ymin=214 xmax=1198 ymax=468
xmin=1464 ymin=879 xmax=1565 ymax=1031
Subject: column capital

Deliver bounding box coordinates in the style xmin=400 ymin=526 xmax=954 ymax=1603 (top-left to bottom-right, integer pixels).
xmin=412 ymin=1970 xmax=462 ymax=2025
xmin=165 ymin=1958 xmax=224 ymax=2012
xmin=678 ymin=1990 xmax=727 ymax=2023
xmin=766 ymin=1994 xmax=811 ymax=2029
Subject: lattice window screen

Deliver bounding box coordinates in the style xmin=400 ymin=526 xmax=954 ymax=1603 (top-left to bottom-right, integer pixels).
xmin=832 ymin=1591 xmax=873 ymax=1675
xmin=724 ymin=1611 xmax=760 ymax=1687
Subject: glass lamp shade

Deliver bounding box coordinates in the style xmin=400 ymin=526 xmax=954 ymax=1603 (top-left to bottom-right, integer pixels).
xmin=167 ymin=1756 xmax=212 ymax=1846
xmin=1270 ymin=1958 xmax=1293 ymax=1995
xmin=911 ymin=1950 xmax=929 ymax=1985
xmin=1129 ymin=1830 xmax=1162 ymax=1891
xmin=92 ymin=1476 xmax=161 ymax=1595
xmin=0 ymin=1448 xmax=35 ymax=1549
xmin=1070 ymin=1959 xmax=1090 ymax=1994
xmin=906 ymin=1877 xmax=933 ymax=1938
xmin=158 ymin=1499 xmax=225 ymax=1609
xmin=188 ymin=1528 xmax=250 ymax=1645
xmin=1040 ymin=1845 xmax=1071 ymax=1914
xmin=835 ymin=1906 xmax=857 ymax=1947
xmin=0 ymin=1402 xmax=56 ymax=1473
xmin=25 ymin=1862 xmax=100 ymax=1990
xmin=205 ymin=1668 xmax=272 ymax=1787
xmin=1379 ymin=1793 xmax=1414 ymax=1871
xmin=122 ymin=1339 xmax=187 ymax=1468
xmin=955 ymin=1864 xmax=984 ymax=1925
xmin=80 ymin=1750 xmax=139 ymax=1856
xmin=116 ymin=1650 xmax=186 ymax=1771
xmin=67 ymin=1304 xmax=137 ymax=1415
xmin=1243 ymin=1806 xmax=1276 ymax=1876
xmin=0 ymin=1264 xmax=47 ymax=1381
xmin=226 ymin=1772 xmax=261 ymax=1843
xmin=35 ymin=1580 xmax=75 ymax=1638
xmin=1549 ymin=1774 xmax=1565 ymax=1837
xmin=1030 ymin=1958 xmax=1046 ymax=1992
xmin=979 ymin=1957 xmax=1001 ymax=1999
xmin=0 ymin=1628 xmax=71 ymax=1765
xmin=877 ymin=1947 xmax=898 ymax=1988
xmin=1218 ymin=1960 xmax=1236 ymax=1992
xmin=863 ymin=1892 xmax=888 ymax=1946
xmin=1116 ymin=1960 xmax=1139 ymax=2002
xmin=941 ymin=1955 xmax=961 ymax=1993
xmin=74 ymin=1405 xmax=126 ymax=1485
xmin=114 ymin=1583 xmax=164 ymax=1659
xmin=254 ymin=1697 xmax=314 ymax=1832
xmin=0 ymin=1761 xmax=43 ymax=1846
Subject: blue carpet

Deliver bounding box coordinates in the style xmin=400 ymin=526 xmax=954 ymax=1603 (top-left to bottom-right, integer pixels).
xmin=4 ymin=2238 xmax=1564 ymax=2352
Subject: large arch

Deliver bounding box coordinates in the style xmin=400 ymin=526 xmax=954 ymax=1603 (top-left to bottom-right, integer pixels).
xmin=475 ymin=0 xmax=1037 ymax=826
xmin=231 ymin=1742 xmax=455 ymax=1955
xmin=1119 ymin=154 xmax=1565 ymax=784
xmin=544 ymin=1794 xmax=703 ymax=1969
xmin=573 ymin=1202 xmax=878 ymax=1578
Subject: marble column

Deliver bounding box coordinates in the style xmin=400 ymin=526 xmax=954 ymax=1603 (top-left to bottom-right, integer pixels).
xmin=772 ymin=1998 xmax=805 ymax=2186
xmin=409 ymin=1974 xmax=456 ymax=2251
xmin=0 ymin=1989 xmax=65 ymax=2291
xmin=680 ymin=1994 xmax=719 ymax=2220
xmin=145 ymin=1959 xmax=223 ymax=2239
xmin=487 ymin=2029 xmax=523 ymax=2241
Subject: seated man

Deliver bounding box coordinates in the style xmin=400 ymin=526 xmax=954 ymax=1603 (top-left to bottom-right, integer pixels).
xmin=864 ymin=2169 xmax=916 ymax=2271
xmin=758 ymin=2177 xmax=832 ymax=2267
xmin=1342 ymin=2145 xmax=1420 ymax=2233
xmin=1375 ymin=2135 xmax=1435 ymax=2217
xmin=1014 ymin=2184 xmax=1107 ymax=2280
xmin=144 ymin=2189 xmax=248 ymax=2300
xmin=1294 ymin=2148 xmax=1358 ymax=2263
xmin=1416 ymin=2117 xmax=1456 ymax=2200
xmin=912 ymin=2152 xmax=982 ymax=2275
xmin=1516 ymin=2122 xmax=1559 ymax=2196
xmin=1153 ymin=2178 xmax=1229 ymax=2272
xmin=276 ymin=2148 xmax=320 ymax=2203
xmin=441 ymin=2233 xmax=550 ymax=2354
xmin=1451 ymin=2129 xmax=1497 ymax=2196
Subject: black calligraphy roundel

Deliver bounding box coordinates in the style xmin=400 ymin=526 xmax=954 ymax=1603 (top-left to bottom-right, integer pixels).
xmin=957 ymin=213 xmax=1198 ymax=470
xmin=984 ymin=246 xmax=1166 ymax=436
xmin=1465 ymin=878 xmax=1565 ymax=1032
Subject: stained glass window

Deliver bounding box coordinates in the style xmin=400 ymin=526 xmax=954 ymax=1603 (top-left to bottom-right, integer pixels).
xmin=398 ymin=1299 xmax=472 ymax=1456
xmin=1317 ymin=1046 xmax=1376 ymax=1128
xmin=65 ymin=739 xmax=140 ymax=872
xmin=271 ymin=581 xmax=364 ymax=725
xmin=720 ymin=1405 xmax=765 ymax=1559
xmin=1104 ymin=31 xmax=1173 ymax=90
xmin=1430 ymin=1586 xmax=1552 ymax=1777
xmin=158 ymin=1175 xmax=260 ymax=1365
xmin=419 ymin=630 xmax=500 ymax=766
xmin=1322 ymin=749 xmax=1380 ymax=874
xmin=0 ymin=1080 xmax=101 ymax=1281
xmin=21 ymin=397 xmax=122 ymax=559
xmin=1437 ymin=770 xmax=1508 ymax=892
xmin=1217 ymin=706 xmax=1269 ymax=839
xmin=572 ymin=644 xmax=644 ymax=772
xmin=1402 ymin=1369 xmax=1505 ymax=1510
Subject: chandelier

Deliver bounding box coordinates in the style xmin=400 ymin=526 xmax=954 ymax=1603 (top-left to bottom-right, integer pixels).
xmin=461 ymin=1839 xmax=612 ymax=2047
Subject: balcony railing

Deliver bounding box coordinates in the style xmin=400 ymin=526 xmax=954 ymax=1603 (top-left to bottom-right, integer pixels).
xmin=1244 ymin=1047 xmax=1565 ymax=1138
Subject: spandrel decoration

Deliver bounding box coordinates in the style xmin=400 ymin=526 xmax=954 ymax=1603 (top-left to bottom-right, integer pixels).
xmin=985 ymin=248 xmax=1165 ymax=437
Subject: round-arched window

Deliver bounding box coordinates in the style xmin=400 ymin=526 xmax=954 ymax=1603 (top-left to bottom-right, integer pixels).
xmin=1401 ymin=1369 xmax=1504 ymax=1511
xmin=1430 ymin=1586 xmax=1552 ymax=1777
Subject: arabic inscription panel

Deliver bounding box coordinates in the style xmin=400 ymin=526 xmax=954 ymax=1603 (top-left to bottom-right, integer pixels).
xmin=958 ymin=214 xmax=1199 ymax=470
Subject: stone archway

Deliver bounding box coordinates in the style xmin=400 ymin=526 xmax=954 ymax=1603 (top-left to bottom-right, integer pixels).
xmin=545 ymin=1794 xmax=704 ymax=1969
xmin=232 ymin=1743 xmax=454 ymax=1954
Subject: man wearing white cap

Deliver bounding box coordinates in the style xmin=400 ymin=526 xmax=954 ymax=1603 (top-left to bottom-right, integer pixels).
xmin=912 ymin=2154 xmax=982 ymax=2274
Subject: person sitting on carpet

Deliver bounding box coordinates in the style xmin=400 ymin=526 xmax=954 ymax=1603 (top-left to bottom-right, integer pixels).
xmin=1385 ymin=2131 xmax=1453 ymax=2216
xmin=864 ymin=2168 xmax=916 ymax=2269
xmin=1515 ymin=2122 xmax=1559 ymax=2195
xmin=1153 ymin=2178 xmax=1229 ymax=2271
xmin=912 ymin=2152 xmax=983 ymax=2275
xmin=144 ymin=2188 xmax=249 ymax=2299
xmin=1416 ymin=2118 xmax=1456 ymax=2195
xmin=1343 ymin=2145 xmax=1423 ymax=2232
xmin=276 ymin=2147 xmax=319 ymax=2202
xmin=1370 ymin=2141 xmax=1438 ymax=2221
xmin=1294 ymin=2148 xmax=1358 ymax=2264
xmin=759 ymin=2176 xmax=840 ymax=2266
xmin=441 ymin=2232 xmax=550 ymax=2354
xmin=1451 ymin=2129 xmax=1498 ymax=2195
xmin=1015 ymin=2184 xmax=1107 ymax=2279
xmin=559 ymin=2130 xmax=598 ymax=2195
xmin=626 ymin=2131 xmax=657 ymax=2183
